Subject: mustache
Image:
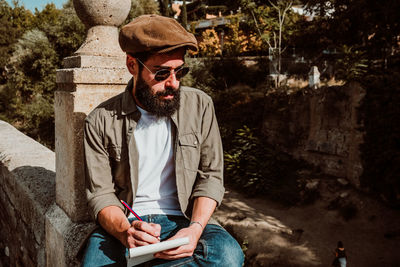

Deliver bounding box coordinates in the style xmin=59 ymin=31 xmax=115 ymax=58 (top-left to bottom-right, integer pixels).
xmin=155 ymin=87 xmax=179 ymax=97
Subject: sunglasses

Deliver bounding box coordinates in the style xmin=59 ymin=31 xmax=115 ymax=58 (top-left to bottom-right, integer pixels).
xmin=136 ymin=58 xmax=190 ymax=82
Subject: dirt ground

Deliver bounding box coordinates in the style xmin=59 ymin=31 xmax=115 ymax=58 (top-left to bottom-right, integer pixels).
xmin=214 ymin=179 xmax=400 ymax=267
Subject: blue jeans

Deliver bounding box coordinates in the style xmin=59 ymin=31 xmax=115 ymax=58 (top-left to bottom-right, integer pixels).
xmin=81 ymin=215 xmax=244 ymax=267
xmin=338 ymin=257 xmax=346 ymax=267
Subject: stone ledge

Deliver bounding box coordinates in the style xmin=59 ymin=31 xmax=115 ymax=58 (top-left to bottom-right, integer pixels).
xmin=0 ymin=120 xmax=94 ymax=266
xmin=45 ymin=204 xmax=95 ymax=267
xmin=63 ymin=55 xmax=126 ymax=69
xmin=56 ymin=67 xmax=131 ymax=85
xmin=0 ymin=120 xmax=56 ymax=266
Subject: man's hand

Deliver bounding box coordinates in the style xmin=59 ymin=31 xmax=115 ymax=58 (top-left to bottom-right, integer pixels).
xmin=97 ymin=206 xmax=161 ymax=249
xmin=154 ymin=222 xmax=203 ymax=260
xmin=123 ymin=221 xmax=161 ymax=248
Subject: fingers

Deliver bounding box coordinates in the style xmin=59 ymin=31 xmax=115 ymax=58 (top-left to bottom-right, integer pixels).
xmin=149 ymin=223 xmax=162 ymax=234
xmin=128 ymin=221 xmax=161 ymax=245
xmin=131 ymin=221 xmax=161 ymax=237
xmin=126 ymin=234 xmax=155 ymax=248
xmin=155 ymin=245 xmax=194 ymax=259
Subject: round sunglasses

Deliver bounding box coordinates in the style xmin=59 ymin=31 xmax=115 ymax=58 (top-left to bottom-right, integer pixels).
xmin=136 ymin=58 xmax=190 ymax=82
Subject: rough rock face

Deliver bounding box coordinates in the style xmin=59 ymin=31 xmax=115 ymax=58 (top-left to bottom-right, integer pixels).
xmin=262 ymin=83 xmax=365 ymax=186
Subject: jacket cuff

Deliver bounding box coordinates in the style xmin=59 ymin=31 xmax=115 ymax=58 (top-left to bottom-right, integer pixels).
xmin=191 ymin=178 xmax=225 ymax=206
xmin=88 ymin=193 xmax=125 ymax=221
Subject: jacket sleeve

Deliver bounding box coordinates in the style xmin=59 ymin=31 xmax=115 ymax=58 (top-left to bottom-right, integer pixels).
xmin=84 ymin=117 xmax=124 ymax=221
xmin=191 ymin=98 xmax=225 ymax=206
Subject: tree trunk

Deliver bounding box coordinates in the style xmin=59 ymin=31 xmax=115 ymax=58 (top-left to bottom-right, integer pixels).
xmin=182 ymin=0 xmax=187 ymax=29
xmin=159 ymin=0 xmax=170 ymax=17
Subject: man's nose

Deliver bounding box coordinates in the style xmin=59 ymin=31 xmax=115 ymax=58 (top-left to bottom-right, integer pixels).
xmin=164 ymin=71 xmax=180 ymax=89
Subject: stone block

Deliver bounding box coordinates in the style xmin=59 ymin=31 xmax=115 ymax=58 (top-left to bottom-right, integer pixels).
xmin=56 ymin=67 xmax=131 ymax=85
xmin=63 ymin=55 xmax=126 ymax=69
xmin=45 ymin=204 xmax=95 ymax=267
xmin=0 ymin=120 xmax=56 ymax=266
xmin=54 ymin=91 xmax=88 ymax=222
xmin=55 ymin=52 xmax=130 ymax=222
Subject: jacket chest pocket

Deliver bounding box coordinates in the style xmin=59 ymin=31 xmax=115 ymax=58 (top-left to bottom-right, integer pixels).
xmin=179 ymin=133 xmax=200 ymax=171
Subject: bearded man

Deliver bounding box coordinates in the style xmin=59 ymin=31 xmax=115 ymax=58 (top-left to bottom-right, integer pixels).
xmin=81 ymin=14 xmax=244 ymax=267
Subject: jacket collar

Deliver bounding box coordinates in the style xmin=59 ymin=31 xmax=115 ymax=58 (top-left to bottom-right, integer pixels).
xmin=121 ymin=78 xmax=138 ymax=116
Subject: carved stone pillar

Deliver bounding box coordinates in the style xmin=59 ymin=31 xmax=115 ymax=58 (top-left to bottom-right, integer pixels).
xmin=55 ymin=0 xmax=131 ymax=222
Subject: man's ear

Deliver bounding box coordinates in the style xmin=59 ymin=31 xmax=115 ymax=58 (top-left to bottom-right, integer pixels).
xmin=126 ymin=55 xmax=138 ymax=76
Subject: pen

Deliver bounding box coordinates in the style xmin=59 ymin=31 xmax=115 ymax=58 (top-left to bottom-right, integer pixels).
xmin=120 ymin=200 xmax=143 ymax=221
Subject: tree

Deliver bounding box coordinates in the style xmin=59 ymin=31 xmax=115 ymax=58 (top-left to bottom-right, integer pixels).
xmin=126 ymin=0 xmax=160 ymax=22
xmin=0 ymin=0 xmax=17 ymax=83
xmin=1 ymin=29 xmax=58 ymax=146
xmin=34 ymin=2 xmax=85 ymax=60
xmin=0 ymin=0 xmax=86 ymax=148
xmin=266 ymin=0 xmax=293 ymax=77
xmin=240 ymin=0 xmax=301 ymax=86
xmin=158 ymin=0 xmax=171 ymax=17
xmin=0 ymin=0 xmax=34 ymax=83
xmin=181 ymin=0 xmax=187 ymax=29
xmin=301 ymin=0 xmax=400 ymax=65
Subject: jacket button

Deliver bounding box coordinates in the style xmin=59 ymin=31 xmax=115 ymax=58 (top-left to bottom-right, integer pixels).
xmin=194 ymin=141 xmax=198 ymax=145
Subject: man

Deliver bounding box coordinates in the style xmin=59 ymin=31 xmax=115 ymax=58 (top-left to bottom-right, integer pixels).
xmin=82 ymin=14 xmax=244 ymax=266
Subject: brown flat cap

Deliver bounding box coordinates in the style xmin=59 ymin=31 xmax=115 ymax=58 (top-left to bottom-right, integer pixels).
xmin=119 ymin=14 xmax=198 ymax=55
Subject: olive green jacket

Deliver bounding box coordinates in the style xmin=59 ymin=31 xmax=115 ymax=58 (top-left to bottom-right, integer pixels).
xmin=84 ymin=80 xmax=225 ymax=224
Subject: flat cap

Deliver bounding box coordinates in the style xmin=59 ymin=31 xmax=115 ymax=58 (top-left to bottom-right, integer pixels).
xmin=119 ymin=14 xmax=198 ymax=55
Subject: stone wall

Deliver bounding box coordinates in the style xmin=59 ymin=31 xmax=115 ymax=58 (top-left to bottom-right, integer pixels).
xmin=262 ymin=82 xmax=365 ymax=186
xmin=0 ymin=120 xmax=54 ymax=266
xmin=0 ymin=120 xmax=94 ymax=266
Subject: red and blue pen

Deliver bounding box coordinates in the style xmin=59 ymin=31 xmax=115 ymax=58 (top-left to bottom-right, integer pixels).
xmin=120 ymin=200 xmax=143 ymax=221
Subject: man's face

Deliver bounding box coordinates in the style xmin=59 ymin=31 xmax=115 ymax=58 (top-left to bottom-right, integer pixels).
xmin=130 ymin=49 xmax=185 ymax=117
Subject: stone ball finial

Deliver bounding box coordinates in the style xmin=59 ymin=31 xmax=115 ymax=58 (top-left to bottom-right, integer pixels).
xmin=73 ymin=0 xmax=131 ymax=27
xmin=72 ymin=0 xmax=131 ymax=57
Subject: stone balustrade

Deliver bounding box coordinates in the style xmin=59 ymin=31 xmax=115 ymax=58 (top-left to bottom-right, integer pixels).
xmin=1 ymin=0 xmax=133 ymax=266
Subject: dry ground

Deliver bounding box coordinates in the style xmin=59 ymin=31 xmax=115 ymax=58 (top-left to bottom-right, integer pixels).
xmin=215 ymin=179 xmax=400 ymax=266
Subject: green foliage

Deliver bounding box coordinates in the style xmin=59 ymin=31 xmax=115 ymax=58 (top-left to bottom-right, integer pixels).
xmin=1 ymin=29 xmax=58 ymax=147
xmin=8 ymin=0 xmax=35 ymax=32
xmin=184 ymin=63 xmax=308 ymax=204
xmin=223 ymin=15 xmax=242 ymax=56
xmin=198 ymin=29 xmax=222 ymax=57
xmin=126 ymin=0 xmax=160 ymax=23
xmin=0 ymin=0 xmax=85 ymax=148
xmin=0 ymin=0 xmax=34 ymax=82
xmin=239 ymin=0 xmax=301 ymax=51
xmin=335 ymin=45 xmax=368 ymax=81
xmin=34 ymin=2 xmax=85 ymax=61
xmin=302 ymin=0 xmax=400 ymax=63
xmin=181 ymin=58 xmax=217 ymax=95
xmin=224 ymin=126 xmax=303 ymax=204
xmin=182 ymin=57 xmax=269 ymax=97
xmin=158 ymin=0 xmax=171 ymax=17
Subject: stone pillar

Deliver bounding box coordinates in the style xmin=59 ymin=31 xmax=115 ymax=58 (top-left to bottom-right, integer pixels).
xmin=55 ymin=0 xmax=132 ymax=222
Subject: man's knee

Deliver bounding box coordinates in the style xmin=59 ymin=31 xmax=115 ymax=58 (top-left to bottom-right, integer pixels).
xmin=202 ymin=225 xmax=244 ymax=266
xmin=217 ymin=231 xmax=244 ymax=265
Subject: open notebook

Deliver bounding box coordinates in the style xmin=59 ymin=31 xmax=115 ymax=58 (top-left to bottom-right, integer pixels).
xmin=126 ymin=237 xmax=189 ymax=266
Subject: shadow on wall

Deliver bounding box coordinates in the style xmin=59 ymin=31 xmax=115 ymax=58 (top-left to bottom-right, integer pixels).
xmin=12 ymin=166 xmax=56 ymax=205
xmin=0 ymin=164 xmax=56 ymax=266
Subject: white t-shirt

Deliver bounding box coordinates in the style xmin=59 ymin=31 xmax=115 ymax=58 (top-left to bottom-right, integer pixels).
xmin=128 ymin=106 xmax=183 ymax=218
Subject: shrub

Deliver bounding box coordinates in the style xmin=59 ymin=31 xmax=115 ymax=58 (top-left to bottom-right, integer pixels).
xmin=224 ymin=126 xmax=305 ymax=205
xmin=182 ymin=57 xmax=269 ymax=93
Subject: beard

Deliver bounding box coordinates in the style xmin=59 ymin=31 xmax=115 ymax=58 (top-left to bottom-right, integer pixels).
xmin=134 ymin=74 xmax=181 ymax=117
